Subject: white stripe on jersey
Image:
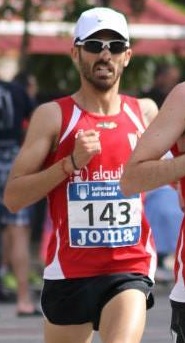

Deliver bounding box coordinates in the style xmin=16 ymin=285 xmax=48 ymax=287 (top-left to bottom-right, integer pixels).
xmin=124 ymin=102 xmax=145 ymax=133
xmin=59 ymin=105 xmax=82 ymax=144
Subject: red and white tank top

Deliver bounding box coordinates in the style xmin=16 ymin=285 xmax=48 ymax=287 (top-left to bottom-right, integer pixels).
xmin=43 ymin=95 xmax=157 ymax=281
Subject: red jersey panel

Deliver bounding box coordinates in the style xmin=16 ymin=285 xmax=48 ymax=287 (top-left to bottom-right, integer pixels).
xmin=43 ymin=95 xmax=157 ymax=281
xmin=170 ymin=144 xmax=185 ymax=302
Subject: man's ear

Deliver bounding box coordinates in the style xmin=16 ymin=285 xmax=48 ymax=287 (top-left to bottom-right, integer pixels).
xmin=71 ymin=46 xmax=79 ymax=64
xmin=123 ymin=48 xmax=132 ymax=67
xmin=71 ymin=46 xmax=80 ymax=71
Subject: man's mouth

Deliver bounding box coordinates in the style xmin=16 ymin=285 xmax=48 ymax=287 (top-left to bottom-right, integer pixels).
xmin=94 ymin=65 xmax=113 ymax=78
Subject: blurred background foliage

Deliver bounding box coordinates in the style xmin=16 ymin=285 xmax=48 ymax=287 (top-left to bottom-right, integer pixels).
xmin=0 ymin=0 xmax=185 ymax=98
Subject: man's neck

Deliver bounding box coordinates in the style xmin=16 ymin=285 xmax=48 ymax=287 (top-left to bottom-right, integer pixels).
xmin=73 ymin=88 xmax=121 ymax=116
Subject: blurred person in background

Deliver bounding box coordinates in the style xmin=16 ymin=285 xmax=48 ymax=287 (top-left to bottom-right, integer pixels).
xmin=14 ymin=72 xmax=38 ymax=104
xmin=140 ymin=62 xmax=181 ymax=107
xmin=0 ymin=74 xmax=41 ymax=316
xmin=13 ymin=72 xmax=43 ymax=289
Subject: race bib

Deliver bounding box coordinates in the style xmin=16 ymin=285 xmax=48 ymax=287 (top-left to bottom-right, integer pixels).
xmin=67 ymin=181 xmax=142 ymax=248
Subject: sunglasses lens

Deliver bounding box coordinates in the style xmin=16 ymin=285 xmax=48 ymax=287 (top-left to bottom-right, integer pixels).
xmin=110 ymin=42 xmax=126 ymax=54
xmin=83 ymin=41 xmax=102 ymax=53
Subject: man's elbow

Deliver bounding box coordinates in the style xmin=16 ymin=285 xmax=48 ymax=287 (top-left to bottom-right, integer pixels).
xmin=3 ymin=190 xmax=21 ymax=213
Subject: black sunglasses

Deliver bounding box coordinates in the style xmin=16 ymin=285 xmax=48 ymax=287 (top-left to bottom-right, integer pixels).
xmin=75 ymin=39 xmax=129 ymax=54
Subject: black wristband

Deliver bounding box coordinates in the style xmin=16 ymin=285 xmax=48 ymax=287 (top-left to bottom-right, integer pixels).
xmin=71 ymin=153 xmax=79 ymax=170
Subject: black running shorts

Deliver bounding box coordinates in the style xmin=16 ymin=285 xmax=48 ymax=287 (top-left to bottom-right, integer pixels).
xmin=170 ymin=300 xmax=185 ymax=343
xmin=41 ymin=273 xmax=154 ymax=330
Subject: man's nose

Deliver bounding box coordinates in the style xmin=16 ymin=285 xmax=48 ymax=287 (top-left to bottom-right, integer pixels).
xmin=99 ymin=46 xmax=111 ymax=59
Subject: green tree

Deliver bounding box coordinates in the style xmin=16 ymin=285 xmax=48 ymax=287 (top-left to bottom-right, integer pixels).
xmin=164 ymin=0 xmax=185 ymax=11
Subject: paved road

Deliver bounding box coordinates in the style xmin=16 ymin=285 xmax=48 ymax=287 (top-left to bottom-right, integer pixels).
xmin=0 ymin=284 xmax=172 ymax=343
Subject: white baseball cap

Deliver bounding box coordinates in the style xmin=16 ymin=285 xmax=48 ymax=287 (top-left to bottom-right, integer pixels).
xmin=74 ymin=7 xmax=130 ymax=45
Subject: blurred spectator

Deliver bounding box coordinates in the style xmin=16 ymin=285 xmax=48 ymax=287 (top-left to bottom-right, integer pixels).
xmin=14 ymin=73 xmax=49 ymax=247
xmin=140 ymin=62 xmax=181 ymax=107
xmin=140 ymin=62 xmax=182 ymax=282
xmin=0 ymin=76 xmax=41 ymax=315
xmin=13 ymin=72 xmax=38 ymax=106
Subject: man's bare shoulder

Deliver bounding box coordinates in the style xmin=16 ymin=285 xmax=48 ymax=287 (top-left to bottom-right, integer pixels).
xmin=168 ymin=81 xmax=185 ymax=98
xmin=30 ymin=101 xmax=62 ymax=135
xmin=138 ymin=97 xmax=158 ymax=127
xmin=160 ymin=82 xmax=185 ymax=120
xmin=33 ymin=101 xmax=61 ymax=120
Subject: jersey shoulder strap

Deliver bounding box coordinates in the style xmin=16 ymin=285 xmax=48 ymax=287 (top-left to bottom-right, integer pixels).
xmin=121 ymin=94 xmax=145 ymax=133
xmin=55 ymin=96 xmax=82 ymax=144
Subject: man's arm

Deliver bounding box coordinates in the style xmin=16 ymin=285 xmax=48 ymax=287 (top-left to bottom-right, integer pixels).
xmin=3 ymin=101 xmax=72 ymax=212
xmin=3 ymin=101 xmax=102 ymax=212
xmin=120 ymin=82 xmax=185 ymax=196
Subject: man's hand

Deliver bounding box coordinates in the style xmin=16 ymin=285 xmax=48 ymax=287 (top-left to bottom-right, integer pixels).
xmin=72 ymin=129 xmax=101 ymax=169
